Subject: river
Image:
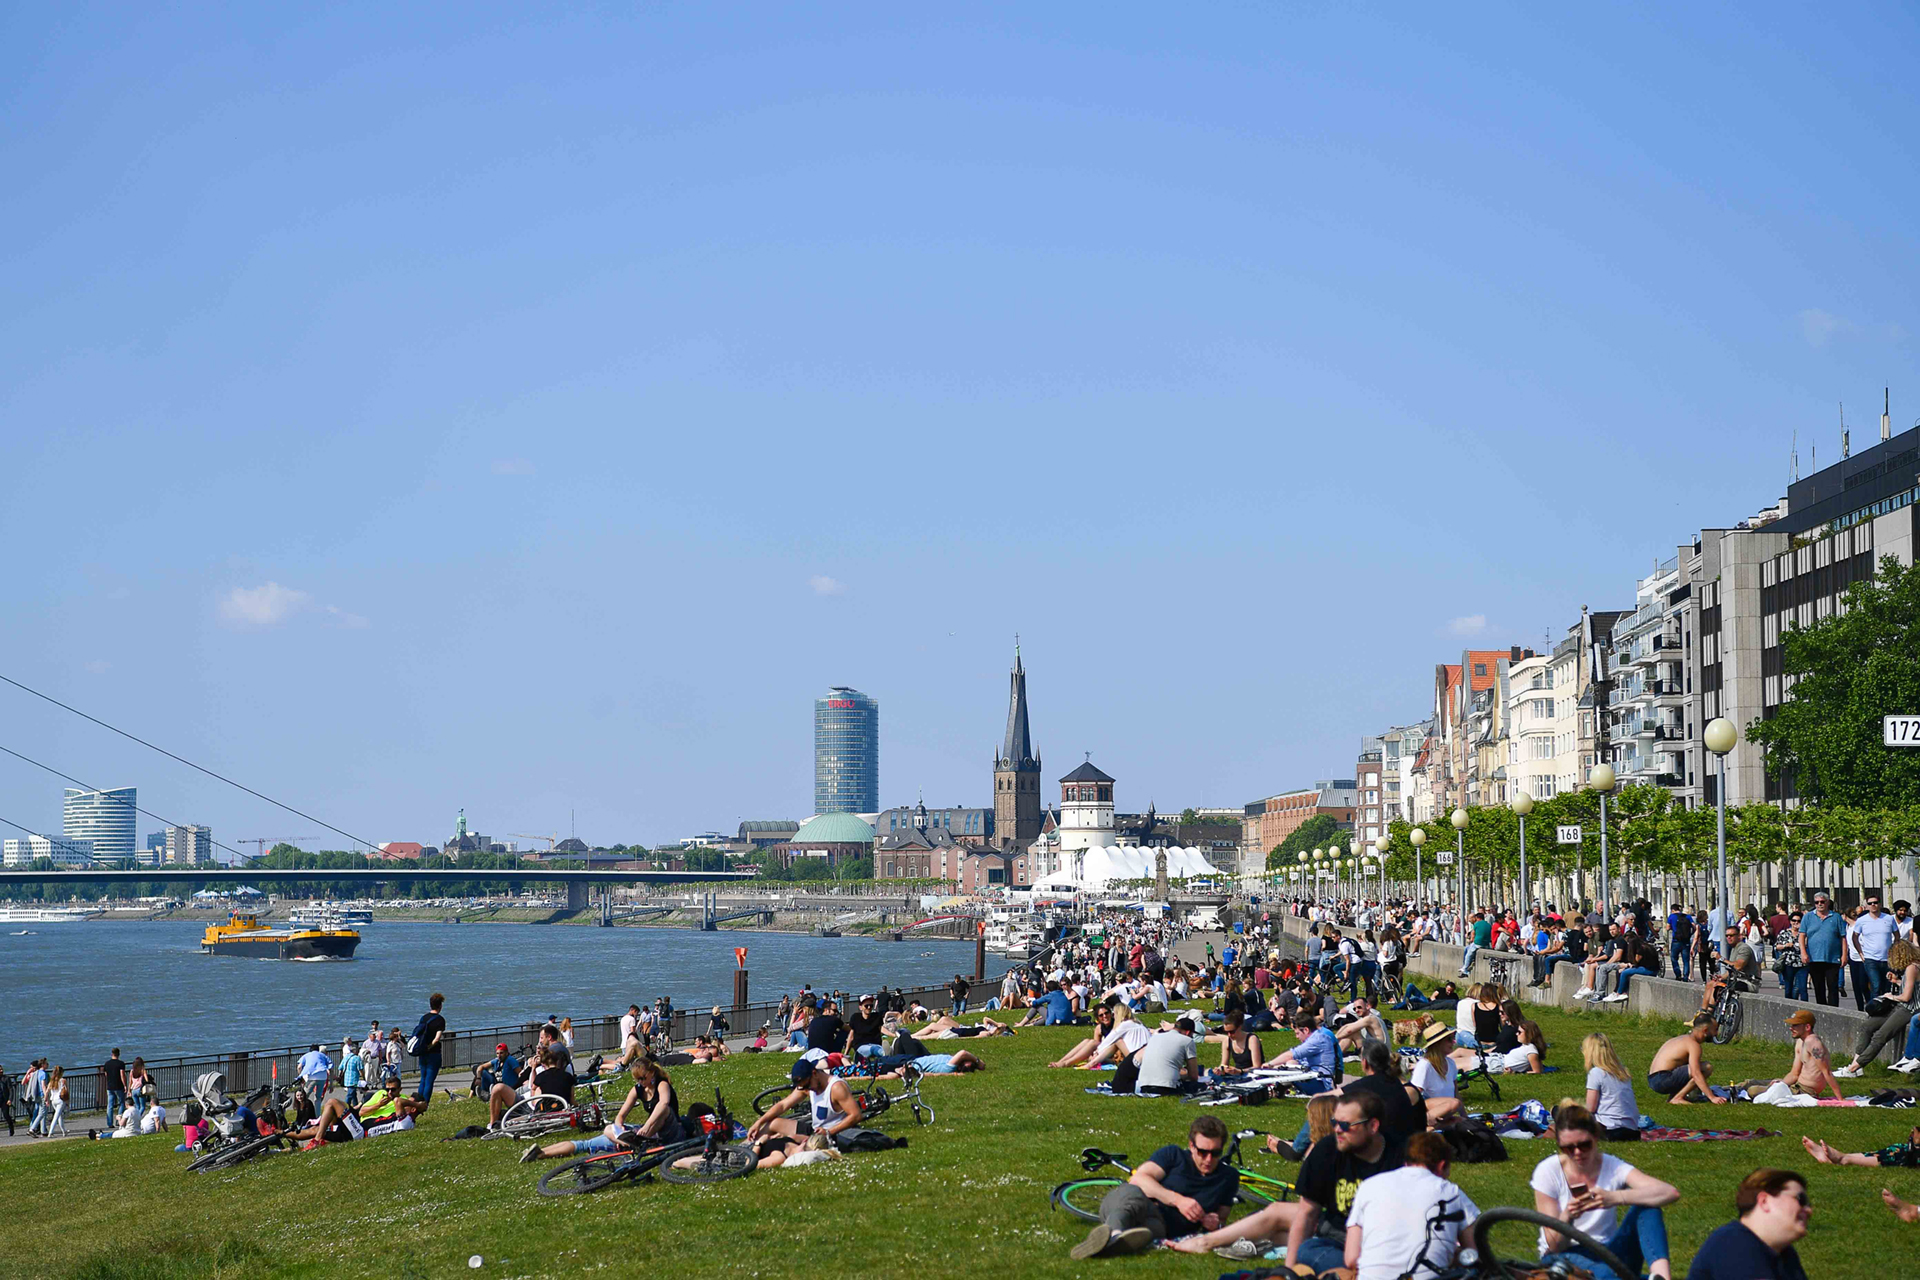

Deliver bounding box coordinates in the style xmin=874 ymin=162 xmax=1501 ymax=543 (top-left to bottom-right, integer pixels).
xmin=0 ymin=920 xmax=975 ymax=1069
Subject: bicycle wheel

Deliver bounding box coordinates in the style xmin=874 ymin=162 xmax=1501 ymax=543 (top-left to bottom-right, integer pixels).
xmin=536 ymin=1153 xmax=631 ymax=1197
xmin=1051 ymin=1177 xmax=1121 ymax=1222
xmin=750 ymin=1084 xmax=793 ymax=1115
xmin=1469 ymin=1206 xmax=1630 ymax=1280
xmin=1234 ymin=1172 xmax=1294 ymax=1208
xmin=658 ymin=1141 xmax=757 ymax=1184
xmin=499 ymin=1095 xmax=577 ymax=1139
xmin=186 ymin=1137 xmax=260 ymax=1173
xmin=855 ymin=1087 xmax=891 ymax=1119
xmin=1712 ymin=993 xmax=1742 ymax=1044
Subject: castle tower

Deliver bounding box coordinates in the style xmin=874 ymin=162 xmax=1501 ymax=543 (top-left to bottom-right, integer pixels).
xmin=993 ymin=644 xmax=1042 ymax=851
xmin=1058 ymin=759 xmax=1115 ymax=855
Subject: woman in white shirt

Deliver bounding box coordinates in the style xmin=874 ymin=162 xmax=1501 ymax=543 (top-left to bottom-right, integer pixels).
xmin=1580 ymin=1033 xmax=1643 ymax=1141
xmin=1530 ymin=1104 xmax=1678 ymax=1280
xmin=1411 ymin=1022 xmax=1462 ymax=1124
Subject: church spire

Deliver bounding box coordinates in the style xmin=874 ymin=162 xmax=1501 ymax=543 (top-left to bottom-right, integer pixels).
xmin=1000 ymin=641 xmax=1036 ymax=769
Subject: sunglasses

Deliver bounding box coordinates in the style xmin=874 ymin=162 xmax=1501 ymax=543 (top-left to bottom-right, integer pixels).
xmin=1332 ymin=1119 xmax=1374 ymax=1133
xmin=1557 ymin=1139 xmax=1595 ymax=1155
xmin=1190 ymin=1143 xmax=1223 ymax=1158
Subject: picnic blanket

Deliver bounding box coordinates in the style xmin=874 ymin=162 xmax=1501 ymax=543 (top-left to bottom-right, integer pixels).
xmin=1639 ymin=1126 xmax=1782 ymax=1142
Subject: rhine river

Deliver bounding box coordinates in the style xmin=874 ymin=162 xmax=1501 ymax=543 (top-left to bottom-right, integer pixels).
xmin=1 ymin=921 xmax=976 ymax=1070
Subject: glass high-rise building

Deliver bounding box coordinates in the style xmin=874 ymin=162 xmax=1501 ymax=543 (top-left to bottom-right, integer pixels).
xmin=64 ymin=787 xmax=137 ymax=862
xmin=814 ymin=687 xmax=878 ymax=814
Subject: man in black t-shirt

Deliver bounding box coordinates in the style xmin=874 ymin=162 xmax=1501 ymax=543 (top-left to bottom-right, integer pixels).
xmin=1069 ymin=1115 xmax=1240 ymax=1258
xmin=1685 ymin=1168 xmax=1810 ymax=1280
xmin=1340 ymin=1040 xmax=1423 ymax=1143
xmin=1289 ymin=1092 xmax=1404 ymax=1276
xmin=845 ymin=995 xmax=887 ymax=1060
xmin=807 ymin=1001 xmax=848 ymax=1057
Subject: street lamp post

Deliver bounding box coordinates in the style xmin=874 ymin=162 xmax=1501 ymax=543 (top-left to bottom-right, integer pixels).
xmin=1589 ymin=764 xmax=1616 ymax=916
xmin=1705 ymin=718 xmax=1737 ymax=934
xmin=1512 ymin=791 xmax=1534 ymax=917
xmin=1451 ymin=807 xmax=1469 ymax=923
xmin=1410 ymin=827 xmax=1427 ymax=904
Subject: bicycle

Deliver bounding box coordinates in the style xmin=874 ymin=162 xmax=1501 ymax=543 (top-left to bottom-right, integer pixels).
xmin=490 ymin=1076 xmax=613 ymax=1141
xmin=1406 ymin=1203 xmax=1629 ymax=1280
xmin=185 ymin=1081 xmax=299 ymax=1173
xmin=535 ymin=1090 xmax=755 ymax=1196
xmin=1484 ymin=955 xmax=1520 ymax=995
xmin=1704 ymin=963 xmax=1751 ymax=1045
xmin=1049 ymin=1132 xmax=1295 ymax=1222
xmin=749 ymin=1063 xmax=934 ymax=1126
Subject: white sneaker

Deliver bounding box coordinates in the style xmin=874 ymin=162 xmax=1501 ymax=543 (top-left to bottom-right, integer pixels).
xmin=1833 ymin=1063 xmax=1864 ymax=1078
xmin=1573 ymin=987 xmax=1594 ymax=999
xmin=1603 ymin=992 xmax=1630 ymax=1003
xmin=1889 ymin=1058 xmax=1920 ymax=1073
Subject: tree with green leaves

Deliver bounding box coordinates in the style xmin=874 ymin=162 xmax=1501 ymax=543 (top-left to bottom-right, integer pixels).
xmin=1266 ymin=814 xmax=1351 ymax=871
xmin=1748 ymin=553 xmax=1920 ymax=806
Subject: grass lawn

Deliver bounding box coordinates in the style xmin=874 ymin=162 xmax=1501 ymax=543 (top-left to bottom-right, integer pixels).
xmin=6 ymin=1001 xmax=1916 ymax=1280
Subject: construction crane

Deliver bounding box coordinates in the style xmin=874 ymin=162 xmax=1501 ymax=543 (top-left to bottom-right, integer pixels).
xmin=237 ymin=837 xmax=318 ymax=862
xmin=509 ymin=833 xmax=559 ymax=851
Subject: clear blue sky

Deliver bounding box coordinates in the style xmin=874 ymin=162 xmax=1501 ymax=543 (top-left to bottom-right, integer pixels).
xmin=3 ymin=4 xmax=1916 ymax=849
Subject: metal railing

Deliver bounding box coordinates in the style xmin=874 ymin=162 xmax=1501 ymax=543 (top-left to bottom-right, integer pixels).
xmin=28 ymin=973 xmax=1001 ymax=1119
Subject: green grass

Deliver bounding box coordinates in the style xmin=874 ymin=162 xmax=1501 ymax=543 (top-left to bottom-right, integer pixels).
xmin=4 ymin=1002 xmax=1915 ymax=1280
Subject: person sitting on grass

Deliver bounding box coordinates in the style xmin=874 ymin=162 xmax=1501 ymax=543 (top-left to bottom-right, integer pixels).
xmin=471 ymin=1043 xmax=522 ymax=1101
xmin=1331 ymin=995 xmax=1387 ymax=1055
xmin=292 ymin=1076 xmax=425 ymax=1149
xmin=1582 ymin=1033 xmax=1643 ymax=1141
xmin=1741 ymin=1010 xmax=1845 ymax=1102
xmin=1271 ymin=1008 xmax=1342 ymax=1095
xmin=1069 ymin=1114 xmax=1242 ymax=1259
xmin=1209 ymin=1010 xmax=1266 ymax=1078
xmin=1646 ymin=1014 xmax=1724 ymax=1105
xmin=1345 ymin=1131 xmax=1481 ymax=1279
xmin=1683 ymin=1168 xmax=1811 ymax=1280
xmin=518 ymin=1054 xmax=684 ymax=1164
xmin=1048 ymin=1003 xmax=1118 ymax=1068
xmin=1412 ymin=1023 xmax=1464 ymax=1125
xmin=744 ymin=1051 xmax=863 ymax=1150
xmin=1800 ymin=1122 xmax=1920 ymax=1170
xmin=1017 ymin=979 xmax=1077 ymax=1027
xmin=1078 ymin=1002 xmax=1154 ymax=1072
xmin=1454 ymin=999 xmax=1547 ymax=1075
xmin=1836 ymin=938 xmax=1920 ymax=1077
xmin=1531 ymin=1103 xmax=1680 ymax=1280
xmin=488 ymin=1045 xmax=573 ymax=1127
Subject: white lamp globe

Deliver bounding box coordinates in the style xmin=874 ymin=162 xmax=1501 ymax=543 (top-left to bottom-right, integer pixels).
xmin=1704 ymin=718 xmax=1737 ymax=756
xmin=1512 ymin=792 xmax=1534 ymax=817
xmin=1450 ymin=808 xmax=1469 ymax=831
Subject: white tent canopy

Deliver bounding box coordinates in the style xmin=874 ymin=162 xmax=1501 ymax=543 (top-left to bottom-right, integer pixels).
xmin=1031 ymin=845 xmax=1225 ymax=892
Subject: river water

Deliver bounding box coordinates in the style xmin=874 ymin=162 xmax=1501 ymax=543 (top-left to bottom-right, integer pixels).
xmin=0 ymin=921 xmax=975 ymax=1070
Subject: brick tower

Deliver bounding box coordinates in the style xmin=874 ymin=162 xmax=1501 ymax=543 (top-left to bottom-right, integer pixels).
xmin=993 ymin=644 xmax=1042 ymax=851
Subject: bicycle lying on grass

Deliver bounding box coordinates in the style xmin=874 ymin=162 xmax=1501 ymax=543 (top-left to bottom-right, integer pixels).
xmin=750 ymin=1063 xmax=934 ymax=1126
xmin=1396 ymin=1201 xmax=1631 ymax=1280
xmin=488 ymin=1072 xmax=613 ymax=1142
xmin=535 ymin=1090 xmax=757 ymax=1196
xmin=1050 ymin=1131 xmax=1296 ymax=1221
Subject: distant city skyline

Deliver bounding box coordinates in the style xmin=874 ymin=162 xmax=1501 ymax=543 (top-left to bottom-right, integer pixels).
xmin=3 ymin=8 xmax=1917 ymax=845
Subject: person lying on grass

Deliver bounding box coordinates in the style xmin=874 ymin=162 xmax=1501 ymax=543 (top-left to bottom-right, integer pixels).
xmin=1800 ymin=1123 xmax=1920 ymax=1169
xmin=874 ymin=1050 xmax=983 ymax=1078
xmin=291 ymin=1076 xmax=425 ymax=1148
xmin=1885 ymin=1188 xmax=1920 ymax=1223
xmin=915 ymin=1013 xmax=1015 ymax=1038
xmin=518 ymin=1054 xmax=685 ymax=1164
xmin=688 ymin=1035 xmax=728 ymax=1064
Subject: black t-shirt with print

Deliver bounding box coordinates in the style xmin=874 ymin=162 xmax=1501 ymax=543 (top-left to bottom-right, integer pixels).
xmin=1296 ymin=1132 xmax=1406 ymax=1236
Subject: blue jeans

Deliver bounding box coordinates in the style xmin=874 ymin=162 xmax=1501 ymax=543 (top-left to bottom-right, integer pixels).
xmin=1295 ymin=1234 xmax=1346 ymax=1276
xmin=106 ymin=1089 xmax=126 ymax=1124
xmin=1864 ymin=959 xmax=1891 ymax=1000
xmin=1462 ymin=942 xmax=1480 ymax=972
xmin=1903 ymin=1011 xmax=1920 ymax=1060
xmin=1614 ymin=966 xmax=1658 ymax=994
xmin=1670 ymin=949 xmax=1691 ymax=981
xmin=1544 ymin=1204 xmax=1669 ymax=1280
xmin=953 ymin=999 xmax=968 ymax=1014
xmin=416 ymin=1055 xmax=441 ymax=1100
xmin=1782 ymin=967 xmax=1808 ymax=1001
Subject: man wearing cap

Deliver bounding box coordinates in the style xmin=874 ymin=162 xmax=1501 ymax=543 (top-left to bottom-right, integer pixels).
xmin=1800 ymin=894 xmax=1846 ymax=1007
xmin=746 ymin=1050 xmax=862 ymax=1150
xmin=1764 ymin=1010 xmax=1844 ymax=1101
xmin=474 ymin=1043 xmax=523 ymax=1100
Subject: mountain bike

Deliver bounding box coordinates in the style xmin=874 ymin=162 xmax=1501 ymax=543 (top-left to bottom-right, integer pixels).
xmin=1705 ymin=965 xmax=1749 ymax=1045
xmin=535 ymin=1091 xmax=755 ymax=1196
xmin=1050 ymin=1131 xmax=1295 ymax=1222
xmin=491 ymin=1076 xmax=613 ymax=1141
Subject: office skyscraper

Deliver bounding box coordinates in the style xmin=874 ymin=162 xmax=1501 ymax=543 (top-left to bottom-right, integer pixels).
xmin=64 ymin=787 xmax=137 ymax=862
xmin=814 ymin=687 xmax=878 ymax=814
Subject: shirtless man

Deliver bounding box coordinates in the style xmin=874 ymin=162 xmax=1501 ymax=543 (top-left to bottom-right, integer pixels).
xmin=1746 ymin=1009 xmax=1845 ymax=1102
xmin=1646 ymin=1013 xmax=1724 ymax=1104
xmin=1333 ymin=996 xmax=1388 ymax=1054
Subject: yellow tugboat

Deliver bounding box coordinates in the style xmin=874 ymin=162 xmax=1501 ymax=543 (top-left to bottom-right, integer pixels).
xmin=200 ymin=911 xmax=360 ymax=960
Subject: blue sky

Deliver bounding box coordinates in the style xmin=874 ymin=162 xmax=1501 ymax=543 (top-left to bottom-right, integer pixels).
xmin=3 ymin=4 xmax=1916 ymax=849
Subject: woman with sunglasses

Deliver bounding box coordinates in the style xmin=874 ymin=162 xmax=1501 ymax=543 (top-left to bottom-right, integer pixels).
xmin=1530 ymin=1104 xmax=1679 ymax=1280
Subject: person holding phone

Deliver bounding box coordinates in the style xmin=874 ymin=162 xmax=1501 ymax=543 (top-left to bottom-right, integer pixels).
xmin=1530 ymin=1104 xmax=1680 ymax=1280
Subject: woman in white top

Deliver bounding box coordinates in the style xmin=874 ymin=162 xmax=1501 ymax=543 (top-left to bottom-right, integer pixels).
xmin=1530 ymin=1104 xmax=1678 ymax=1280
xmin=1580 ymin=1033 xmax=1642 ymax=1141
xmin=1410 ymin=1023 xmax=1462 ymax=1124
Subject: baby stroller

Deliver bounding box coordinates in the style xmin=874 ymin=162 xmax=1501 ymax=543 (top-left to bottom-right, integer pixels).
xmin=184 ymin=1072 xmax=289 ymax=1173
